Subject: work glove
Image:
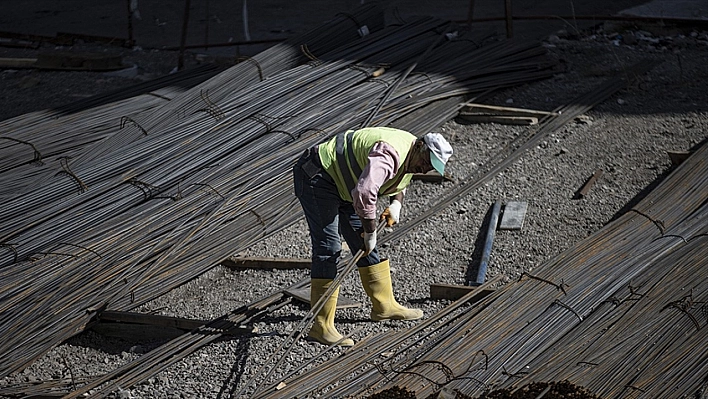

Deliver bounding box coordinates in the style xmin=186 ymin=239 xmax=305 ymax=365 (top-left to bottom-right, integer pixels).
xmin=380 ymin=199 xmax=402 ymax=227
xmin=362 ymin=230 xmax=377 ymax=255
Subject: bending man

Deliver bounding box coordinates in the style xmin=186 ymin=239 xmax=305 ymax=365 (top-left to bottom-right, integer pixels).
xmin=293 ymin=126 xmax=453 ymax=346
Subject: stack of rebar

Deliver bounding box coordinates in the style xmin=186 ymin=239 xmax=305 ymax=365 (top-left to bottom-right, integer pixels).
xmin=0 ymin=4 xmax=556 ymax=384
xmin=0 ymin=64 xmax=222 ymax=199
xmin=258 ymin=127 xmax=707 ymax=398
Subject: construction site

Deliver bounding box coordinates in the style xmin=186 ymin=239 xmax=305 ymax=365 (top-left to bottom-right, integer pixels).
xmin=0 ymin=0 xmax=706 ymax=398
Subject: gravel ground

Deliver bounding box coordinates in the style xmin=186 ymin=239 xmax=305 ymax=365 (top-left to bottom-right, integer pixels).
xmin=1 ymin=23 xmax=707 ymax=399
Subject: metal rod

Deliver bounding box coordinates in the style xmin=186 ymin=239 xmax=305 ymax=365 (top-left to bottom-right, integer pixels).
xmin=467 ymin=0 xmax=475 ymax=28
xmin=505 ymin=0 xmax=513 ymax=38
xmin=126 ymin=0 xmax=134 ymax=46
xmin=178 ymin=0 xmax=191 ymax=71
xmin=472 ymin=200 xmax=501 ymax=286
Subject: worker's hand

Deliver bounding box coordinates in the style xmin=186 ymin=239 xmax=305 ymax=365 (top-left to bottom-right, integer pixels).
xmin=380 ymin=199 xmax=402 ymax=227
xmin=362 ymin=230 xmax=377 ymax=255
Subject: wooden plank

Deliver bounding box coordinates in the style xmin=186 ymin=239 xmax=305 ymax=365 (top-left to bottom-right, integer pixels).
xmin=223 ymin=256 xmax=311 ymax=270
xmin=412 ymin=172 xmax=453 ymax=183
xmin=34 ymin=51 xmax=124 ymax=71
xmin=576 ymin=169 xmax=604 ymax=199
xmin=285 ymin=287 xmax=362 ymax=309
xmin=91 ymin=323 xmax=186 ymax=341
xmin=99 ymin=310 xmax=209 ymax=331
xmin=458 ymin=114 xmax=538 ymax=126
xmin=429 ymin=283 xmax=495 ymax=301
xmin=0 ymin=57 xmax=37 ymax=69
xmin=499 ymin=201 xmax=528 ymax=230
xmin=0 ymin=30 xmax=54 ymax=44
xmin=667 ymin=150 xmax=692 ymax=166
xmin=95 ymin=311 xmax=253 ymax=338
xmin=55 ymin=31 xmax=130 ymax=47
xmin=461 ymin=103 xmax=558 ymax=117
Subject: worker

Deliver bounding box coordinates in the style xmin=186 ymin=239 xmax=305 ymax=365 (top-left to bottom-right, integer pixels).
xmin=293 ymin=126 xmax=453 ymax=346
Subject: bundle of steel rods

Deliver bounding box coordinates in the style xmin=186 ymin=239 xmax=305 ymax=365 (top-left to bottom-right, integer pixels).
xmin=0 ymin=5 xmax=556 ymax=387
xmin=250 ymin=64 xmax=707 ymax=399
xmin=0 ymin=4 xmax=384 ymax=198
xmin=63 ymin=50 xmax=649 ymax=399
xmin=265 ymin=141 xmax=707 ymax=399
xmin=0 ymin=65 xmax=222 ymax=199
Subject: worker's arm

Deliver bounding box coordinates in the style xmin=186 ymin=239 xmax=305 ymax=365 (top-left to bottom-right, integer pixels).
xmin=361 ymin=190 xmax=404 ymax=254
xmin=352 ymin=142 xmax=400 ymax=233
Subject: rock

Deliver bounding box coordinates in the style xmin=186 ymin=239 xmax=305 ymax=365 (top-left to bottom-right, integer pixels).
xmin=575 ymin=115 xmax=593 ymax=125
xmin=115 ymin=388 xmax=132 ymax=399
xmin=622 ymin=33 xmax=638 ymax=45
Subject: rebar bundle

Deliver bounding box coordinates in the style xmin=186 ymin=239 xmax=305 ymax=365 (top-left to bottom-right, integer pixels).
xmin=372 ymin=146 xmax=708 ymax=399
xmin=247 ymin=61 xmax=708 ymax=399
xmin=0 ymin=5 xmax=556 ymax=387
xmin=261 ymin=126 xmax=707 ymax=398
xmin=0 ymin=64 xmax=222 ymax=199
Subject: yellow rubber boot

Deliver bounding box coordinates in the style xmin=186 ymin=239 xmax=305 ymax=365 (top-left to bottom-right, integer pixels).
xmin=358 ymin=259 xmax=424 ymax=321
xmin=308 ymin=279 xmax=354 ymax=346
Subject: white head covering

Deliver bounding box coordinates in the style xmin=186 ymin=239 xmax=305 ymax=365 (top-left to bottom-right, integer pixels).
xmin=423 ymin=133 xmax=453 ymax=175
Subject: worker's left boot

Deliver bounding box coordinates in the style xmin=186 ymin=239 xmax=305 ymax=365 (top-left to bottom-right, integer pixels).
xmin=358 ymin=259 xmax=424 ymax=321
xmin=308 ymin=279 xmax=355 ymax=346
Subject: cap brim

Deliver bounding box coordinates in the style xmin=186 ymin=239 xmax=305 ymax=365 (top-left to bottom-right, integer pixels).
xmin=430 ymin=153 xmax=445 ymax=175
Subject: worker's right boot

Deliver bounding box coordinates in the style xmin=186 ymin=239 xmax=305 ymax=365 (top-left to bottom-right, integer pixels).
xmin=358 ymin=259 xmax=424 ymax=321
xmin=308 ymin=279 xmax=354 ymax=346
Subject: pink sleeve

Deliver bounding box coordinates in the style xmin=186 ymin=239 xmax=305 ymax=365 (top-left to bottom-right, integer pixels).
xmin=352 ymin=142 xmax=401 ymax=220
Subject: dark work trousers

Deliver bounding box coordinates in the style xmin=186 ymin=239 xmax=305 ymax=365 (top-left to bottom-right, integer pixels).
xmin=293 ymin=147 xmax=380 ymax=279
